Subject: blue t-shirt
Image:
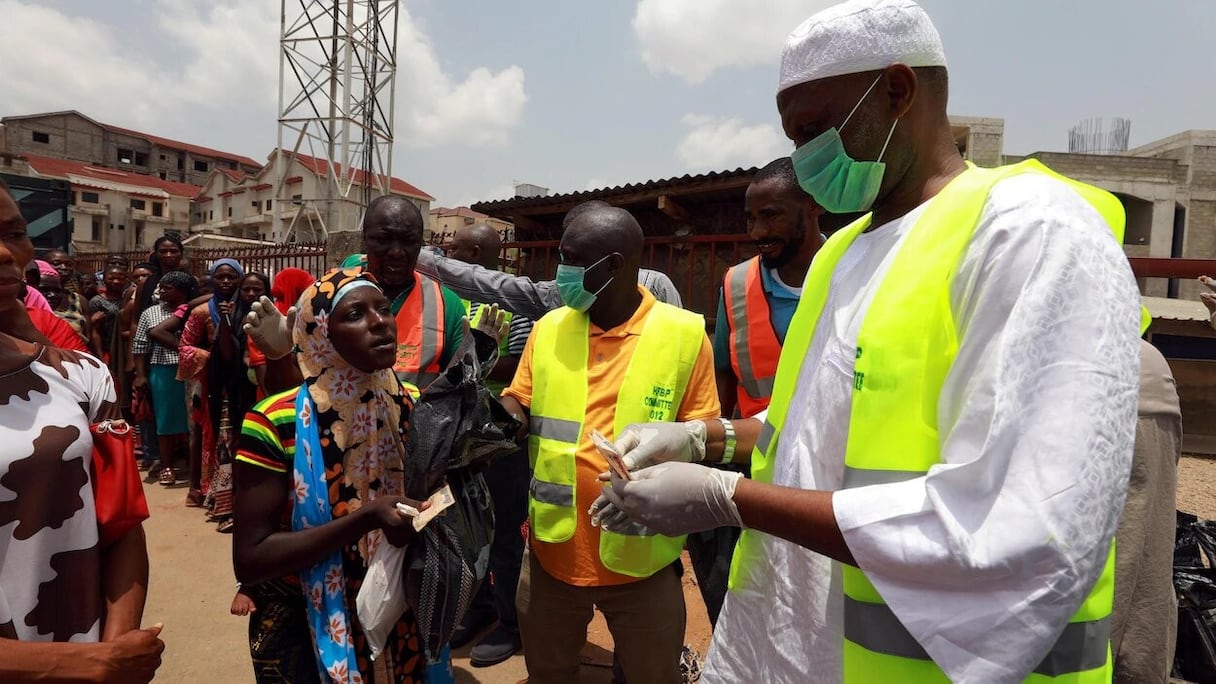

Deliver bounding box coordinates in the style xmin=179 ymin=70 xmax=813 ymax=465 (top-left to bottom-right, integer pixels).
xmin=712 ymin=264 xmax=801 ymax=373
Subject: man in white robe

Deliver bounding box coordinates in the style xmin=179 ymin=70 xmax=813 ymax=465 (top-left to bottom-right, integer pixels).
xmin=592 ymin=1 xmax=1142 ymax=681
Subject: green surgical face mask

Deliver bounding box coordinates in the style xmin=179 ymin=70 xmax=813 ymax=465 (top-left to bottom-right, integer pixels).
xmin=556 ymin=254 xmax=614 ymax=312
xmin=790 ymin=73 xmax=898 ymax=214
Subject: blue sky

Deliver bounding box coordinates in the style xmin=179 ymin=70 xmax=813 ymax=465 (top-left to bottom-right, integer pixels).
xmin=1 ymin=0 xmax=1212 ymax=208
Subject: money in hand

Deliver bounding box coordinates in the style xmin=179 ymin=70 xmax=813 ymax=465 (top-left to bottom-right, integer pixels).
xmin=409 ymin=484 xmax=457 ymax=532
xmin=590 ymin=429 xmax=632 ymax=481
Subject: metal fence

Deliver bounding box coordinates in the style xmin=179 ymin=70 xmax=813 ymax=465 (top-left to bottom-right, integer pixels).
xmin=74 ymin=242 xmax=330 ymax=282
xmin=504 ymin=234 xmax=757 ymax=328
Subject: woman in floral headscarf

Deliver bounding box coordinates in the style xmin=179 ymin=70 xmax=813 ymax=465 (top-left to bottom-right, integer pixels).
xmin=232 ymin=267 xmax=435 ymax=684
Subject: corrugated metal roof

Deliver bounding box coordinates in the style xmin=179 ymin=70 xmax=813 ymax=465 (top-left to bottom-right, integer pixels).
xmin=470 ymin=167 xmax=758 ymax=213
xmin=1143 ymin=296 xmax=1211 ymax=322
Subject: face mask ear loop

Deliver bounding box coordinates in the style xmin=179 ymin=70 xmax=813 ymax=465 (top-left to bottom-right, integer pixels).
xmin=840 ymin=72 xmax=885 ymax=133
xmin=876 ymin=118 xmax=899 ymax=163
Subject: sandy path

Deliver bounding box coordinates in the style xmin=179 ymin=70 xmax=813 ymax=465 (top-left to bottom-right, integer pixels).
xmin=140 ymin=481 xmax=711 ymax=683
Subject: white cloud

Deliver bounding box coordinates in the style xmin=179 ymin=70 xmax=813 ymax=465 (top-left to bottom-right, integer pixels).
xmin=633 ymin=0 xmax=836 ymax=83
xmin=448 ymin=182 xmax=516 ymax=209
xmin=395 ymin=7 xmax=527 ymax=148
xmin=0 ymin=0 xmax=525 ymax=156
xmin=676 ymin=114 xmax=788 ymax=171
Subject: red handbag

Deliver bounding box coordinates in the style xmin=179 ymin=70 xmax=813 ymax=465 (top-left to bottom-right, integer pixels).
xmin=91 ymin=419 xmax=150 ymax=547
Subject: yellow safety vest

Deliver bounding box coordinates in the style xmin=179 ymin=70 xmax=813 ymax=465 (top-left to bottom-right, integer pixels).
xmin=731 ymin=160 xmax=1139 ymax=682
xmin=528 ymin=300 xmax=704 ymax=578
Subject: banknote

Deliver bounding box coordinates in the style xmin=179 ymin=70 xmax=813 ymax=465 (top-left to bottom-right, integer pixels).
xmin=590 ymin=429 xmax=632 ymax=481
xmin=410 ymin=484 xmax=456 ymax=532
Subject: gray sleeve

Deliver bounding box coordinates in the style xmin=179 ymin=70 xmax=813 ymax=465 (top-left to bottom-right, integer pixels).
xmin=638 ymin=269 xmax=683 ymax=308
xmin=416 ymin=250 xmax=562 ymax=319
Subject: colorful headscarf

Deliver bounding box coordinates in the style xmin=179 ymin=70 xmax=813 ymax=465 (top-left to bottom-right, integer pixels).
xmin=292 ymin=267 xmax=408 ymax=684
xmin=208 ymin=258 xmax=246 ymax=328
xmin=271 ymin=267 xmax=316 ymax=315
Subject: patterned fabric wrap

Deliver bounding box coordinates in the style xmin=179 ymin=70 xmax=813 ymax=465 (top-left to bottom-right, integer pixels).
xmin=291 ymin=267 xmax=408 ymax=684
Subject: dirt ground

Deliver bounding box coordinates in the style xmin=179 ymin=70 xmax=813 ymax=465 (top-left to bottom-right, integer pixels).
xmin=142 ymin=454 xmax=1216 ymax=682
xmin=140 ymin=482 xmax=711 ymax=683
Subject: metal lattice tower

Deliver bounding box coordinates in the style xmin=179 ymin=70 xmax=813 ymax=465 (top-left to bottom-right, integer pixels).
xmin=273 ymin=0 xmax=398 ymax=242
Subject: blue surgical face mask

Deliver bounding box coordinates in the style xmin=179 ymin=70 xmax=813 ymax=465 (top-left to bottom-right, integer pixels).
xmin=556 ymin=254 xmax=614 ymax=312
xmin=790 ymin=73 xmax=898 ymax=214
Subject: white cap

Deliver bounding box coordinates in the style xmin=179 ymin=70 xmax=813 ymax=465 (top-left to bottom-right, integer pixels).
xmin=778 ymin=0 xmax=946 ymax=95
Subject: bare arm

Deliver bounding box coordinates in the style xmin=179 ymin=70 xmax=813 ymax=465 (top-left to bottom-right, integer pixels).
xmin=133 ymin=355 xmax=150 ymax=390
xmin=0 ymin=640 xmax=109 ymax=682
xmin=148 ymin=316 xmax=181 ymax=351
xmin=715 ymin=369 xmax=739 ymax=419
xmin=232 ymin=462 xmax=423 ymax=585
xmin=732 ymin=480 xmax=855 ymax=565
xmin=701 ymin=416 xmax=762 ymax=466
xmin=100 ymin=525 xmax=149 ymax=640
xmin=499 ymin=395 xmax=530 ymax=442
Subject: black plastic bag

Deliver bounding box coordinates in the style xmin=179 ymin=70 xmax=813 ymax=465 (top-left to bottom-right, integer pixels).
xmin=402 ymin=329 xmax=520 ymax=660
xmin=1172 ymin=511 xmax=1216 ymax=682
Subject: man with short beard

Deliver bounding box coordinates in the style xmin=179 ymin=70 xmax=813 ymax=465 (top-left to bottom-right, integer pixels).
xmin=714 ymin=157 xmax=823 ymax=420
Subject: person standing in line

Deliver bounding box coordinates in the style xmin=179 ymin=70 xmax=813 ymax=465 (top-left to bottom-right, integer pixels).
xmin=0 ymin=176 xmax=163 ymax=683
xmin=133 ymin=270 xmax=194 ymax=487
xmin=90 ymin=264 xmax=131 ymax=416
xmin=39 ymin=273 xmax=98 ymax=355
xmin=177 ymin=259 xmax=260 ymax=527
xmin=594 ymin=2 xmax=1142 ymax=681
xmin=44 ymin=248 xmax=86 ymax=315
xmin=232 ymin=267 xmax=436 ymax=684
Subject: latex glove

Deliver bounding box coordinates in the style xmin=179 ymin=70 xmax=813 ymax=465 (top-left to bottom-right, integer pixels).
xmin=243 ymin=296 xmax=296 ymax=360
xmin=614 ymin=421 xmax=707 ymax=472
xmin=591 ymin=462 xmax=743 ymax=537
xmin=1200 ymin=276 xmax=1216 ymax=331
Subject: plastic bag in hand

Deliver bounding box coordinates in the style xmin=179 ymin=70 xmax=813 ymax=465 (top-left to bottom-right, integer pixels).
xmin=355 ymin=534 xmax=408 ymax=661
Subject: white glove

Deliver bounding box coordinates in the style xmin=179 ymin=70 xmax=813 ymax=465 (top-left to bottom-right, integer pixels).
xmin=243 ymin=296 xmax=296 ymax=360
xmin=1200 ymin=276 xmax=1216 ymax=331
xmin=590 ymin=462 xmax=743 ymax=537
xmin=614 ymin=421 xmax=707 ymax=472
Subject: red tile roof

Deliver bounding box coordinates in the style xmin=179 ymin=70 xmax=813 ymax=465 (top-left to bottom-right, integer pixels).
xmin=100 ymin=123 xmax=262 ymax=169
xmin=22 ymin=153 xmax=201 ymax=198
xmin=287 ymin=151 xmax=433 ymax=201
xmin=217 ymin=167 xmax=248 ymax=182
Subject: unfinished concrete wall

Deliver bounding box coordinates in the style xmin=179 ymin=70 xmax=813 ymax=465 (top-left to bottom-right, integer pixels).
xmin=5 ymin=113 xmax=106 ymax=164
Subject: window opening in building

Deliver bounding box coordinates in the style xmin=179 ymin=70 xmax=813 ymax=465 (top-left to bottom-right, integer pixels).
xmin=81 ymin=191 xmax=100 ymax=204
xmin=134 ymin=152 xmax=148 ymax=166
xmin=152 ymin=202 xmax=164 ymax=217
xmin=194 ymin=160 xmax=209 ymax=173
xmin=32 ymin=131 xmax=49 ymax=144
xmin=130 ymin=199 xmax=146 ymax=211
xmin=90 ymin=217 xmax=102 ymax=242
xmin=118 ymin=148 xmax=134 ymax=164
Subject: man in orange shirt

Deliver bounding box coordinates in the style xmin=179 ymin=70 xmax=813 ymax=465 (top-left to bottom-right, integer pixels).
xmin=501 ymin=206 xmax=720 ymax=684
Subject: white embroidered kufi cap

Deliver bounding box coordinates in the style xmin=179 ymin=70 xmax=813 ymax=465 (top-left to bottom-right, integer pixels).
xmin=778 ymin=0 xmax=946 ymax=95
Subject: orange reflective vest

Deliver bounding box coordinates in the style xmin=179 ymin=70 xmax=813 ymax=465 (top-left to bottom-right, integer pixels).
xmin=392 ymin=272 xmax=446 ymax=388
xmin=723 ymin=257 xmax=782 ymax=417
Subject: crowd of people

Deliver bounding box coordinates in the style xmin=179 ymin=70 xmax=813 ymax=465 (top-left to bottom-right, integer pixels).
xmin=3 ymin=1 xmax=1215 ymax=683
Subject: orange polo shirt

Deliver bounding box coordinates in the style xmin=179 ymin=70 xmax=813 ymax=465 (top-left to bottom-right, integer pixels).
xmin=503 ymin=288 xmax=721 ymax=587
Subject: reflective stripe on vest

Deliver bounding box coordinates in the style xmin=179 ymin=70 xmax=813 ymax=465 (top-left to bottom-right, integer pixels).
xmin=528 ymin=300 xmax=704 ymax=577
xmin=730 ymin=160 xmax=1134 ymax=682
xmin=723 ymin=257 xmax=780 ymax=417
xmin=392 ymin=272 xmax=446 ymax=388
